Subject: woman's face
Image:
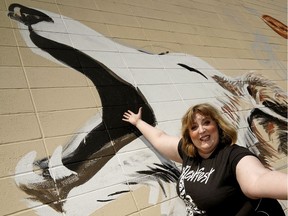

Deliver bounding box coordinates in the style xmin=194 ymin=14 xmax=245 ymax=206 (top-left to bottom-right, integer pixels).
xmin=189 ymin=112 xmax=219 ymax=158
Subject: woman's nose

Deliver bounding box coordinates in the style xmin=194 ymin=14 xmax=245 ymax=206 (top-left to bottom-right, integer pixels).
xmin=199 ymin=125 xmax=206 ymax=133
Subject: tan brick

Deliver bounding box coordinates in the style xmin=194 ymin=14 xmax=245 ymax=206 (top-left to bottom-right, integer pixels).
xmin=173 ymin=33 xmax=203 ymax=46
xmin=211 ymin=57 xmax=240 ymax=70
xmin=19 ymin=47 xmax=60 ymax=67
xmin=139 ymin=204 xmax=162 ymax=216
xmin=234 ymin=49 xmax=255 ymax=59
xmin=139 ymin=17 xmax=171 ymax=32
xmin=0 ymin=11 xmax=12 ymax=28
xmin=0 ymin=46 xmax=21 ymax=66
xmin=0 ymin=67 xmax=27 ymax=89
xmin=26 ymin=67 xmax=88 ymax=88
xmin=82 ymin=21 xmax=111 ymax=37
xmin=169 ymin=22 xmax=199 ymax=35
xmin=0 ymin=1 xmax=7 ymax=11
xmin=0 ymin=176 xmax=38 ymax=215
xmin=102 ymin=11 xmax=140 ymax=27
xmin=59 ymin=4 xmax=105 ymax=23
xmin=5 ymin=0 xmax=60 ymax=14
xmin=31 ymin=87 xmax=97 ymax=112
xmin=94 ymin=1 xmax=133 ymax=15
xmin=108 ymin=25 xmax=146 ymax=40
xmin=0 ymin=140 xmax=46 ymax=177
xmin=0 ymin=114 xmax=41 ymax=144
xmin=210 ymin=47 xmax=238 ymax=58
xmin=56 ymin=0 xmax=97 ymax=10
xmin=38 ymin=108 xmax=100 ymax=137
xmin=0 ymin=89 xmax=34 ymax=114
xmin=13 ymin=29 xmax=31 ymax=48
xmin=150 ymin=41 xmax=182 ymax=54
xmin=0 ymin=28 xmax=17 ymax=46
xmin=79 ymin=184 xmax=138 ymax=216
xmin=130 ymin=6 xmax=163 ymax=20
xmin=144 ymin=29 xmax=176 ymax=43
xmin=179 ymin=44 xmax=212 ymax=57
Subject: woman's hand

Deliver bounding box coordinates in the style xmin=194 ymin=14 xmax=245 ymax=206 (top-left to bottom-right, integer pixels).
xmin=122 ymin=107 xmax=142 ymax=126
xmin=122 ymin=107 xmax=182 ymax=163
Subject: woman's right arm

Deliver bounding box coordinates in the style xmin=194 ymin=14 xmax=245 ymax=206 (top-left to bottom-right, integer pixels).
xmin=123 ymin=107 xmax=182 ymax=163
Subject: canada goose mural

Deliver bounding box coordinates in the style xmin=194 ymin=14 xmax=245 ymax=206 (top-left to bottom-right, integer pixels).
xmin=7 ymin=3 xmax=287 ymax=216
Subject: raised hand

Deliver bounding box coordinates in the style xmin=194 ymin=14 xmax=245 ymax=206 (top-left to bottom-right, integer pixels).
xmin=122 ymin=107 xmax=142 ymax=126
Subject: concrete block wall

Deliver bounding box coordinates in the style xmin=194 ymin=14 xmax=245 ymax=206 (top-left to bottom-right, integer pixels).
xmin=0 ymin=0 xmax=287 ymax=215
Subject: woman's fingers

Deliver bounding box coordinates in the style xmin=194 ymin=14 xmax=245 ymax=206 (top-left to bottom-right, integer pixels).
xmin=137 ymin=107 xmax=142 ymax=115
xmin=122 ymin=107 xmax=142 ymax=123
xmin=122 ymin=110 xmax=133 ymax=122
xmin=122 ymin=113 xmax=130 ymax=120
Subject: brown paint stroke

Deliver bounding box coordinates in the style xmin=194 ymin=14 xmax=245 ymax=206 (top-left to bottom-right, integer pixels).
xmin=262 ymin=15 xmax=288 ymax=39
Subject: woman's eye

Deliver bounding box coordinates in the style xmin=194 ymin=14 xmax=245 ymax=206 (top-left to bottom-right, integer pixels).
xmin=203 ymin=120 xmax=211 ymax=125
xmin=191 ymin=125 xmax=197 ymax=131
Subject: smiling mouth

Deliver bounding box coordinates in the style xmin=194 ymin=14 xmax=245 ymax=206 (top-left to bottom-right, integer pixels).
xmin=200 ymin=135 xmax=210 ymax=141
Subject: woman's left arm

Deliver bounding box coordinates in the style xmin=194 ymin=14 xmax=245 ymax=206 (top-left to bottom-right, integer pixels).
xmin=236 ymin=155 xmax=288 ymax=200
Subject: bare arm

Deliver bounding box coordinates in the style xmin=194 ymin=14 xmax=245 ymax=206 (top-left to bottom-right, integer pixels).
xmin=236 ymin=155 xmax=287 ymax=200
xmin=122 ymin=107 xmax=182 ymax=163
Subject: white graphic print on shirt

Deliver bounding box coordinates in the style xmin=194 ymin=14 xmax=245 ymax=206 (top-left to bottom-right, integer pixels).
xmin=179 ymin=165 xmax=215 ymax=215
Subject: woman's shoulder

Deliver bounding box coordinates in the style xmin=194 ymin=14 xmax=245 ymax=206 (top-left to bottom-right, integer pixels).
xmin=222 ymin=144 xmax=258 ymax=170
xmin=221 ymin=144 xmax=256 ymax=158
xmin=225 ymin=144 xmax=254 ymax=153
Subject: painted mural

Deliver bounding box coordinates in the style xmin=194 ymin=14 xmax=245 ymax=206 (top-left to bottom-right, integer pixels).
xmin=5 ymin=2 xmax=287 ymax=216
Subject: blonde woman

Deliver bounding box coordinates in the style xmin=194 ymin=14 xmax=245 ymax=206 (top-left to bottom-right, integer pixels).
xmin=123 ymin=103 xmax=287 ymax=216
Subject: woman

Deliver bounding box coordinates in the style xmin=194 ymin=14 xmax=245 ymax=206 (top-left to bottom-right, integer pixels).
xmin=122 ymin=103 xmax=287 ymax=216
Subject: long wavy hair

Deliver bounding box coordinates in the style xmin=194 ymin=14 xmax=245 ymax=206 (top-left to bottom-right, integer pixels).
xmin=181 ymin=103 xmax=237 ymax=157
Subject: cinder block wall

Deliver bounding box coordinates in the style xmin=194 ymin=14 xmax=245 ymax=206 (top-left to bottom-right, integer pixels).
xmin=0 ymin=0 xmax=287 ymax=215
